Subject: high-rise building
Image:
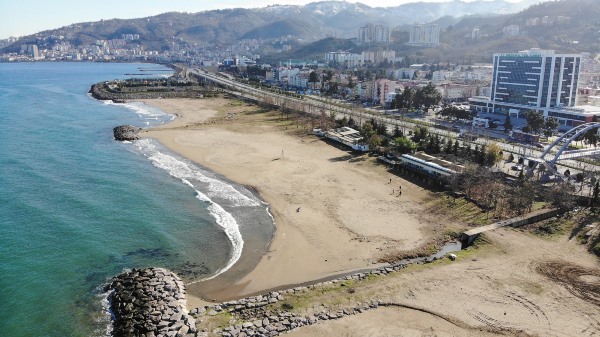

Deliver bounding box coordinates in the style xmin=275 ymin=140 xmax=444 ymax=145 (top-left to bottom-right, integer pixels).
xmin=357 ymin=24 xmax=390 ymax=44
xmin=407 ymin=24 xmax=440 ymax=47
xmin=30 ymin=45 xmax=39 ymax=59
xmin=469 ymin=49 xmax=600 ymax=128
xmin=491 ymin=49 xmax=580 ymax=110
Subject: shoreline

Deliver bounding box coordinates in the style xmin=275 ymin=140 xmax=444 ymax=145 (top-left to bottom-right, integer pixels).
xmin=135 ymin=96 xmax=463 ymax=301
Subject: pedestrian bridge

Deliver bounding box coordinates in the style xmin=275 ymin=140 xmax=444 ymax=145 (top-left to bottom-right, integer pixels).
xmin=525 ymin=122 xmax=600 ymax=178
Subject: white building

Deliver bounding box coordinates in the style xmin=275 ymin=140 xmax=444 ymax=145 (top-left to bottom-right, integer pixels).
xmin=503 ymin=25 xmax=520 ymax=38
xmin=431 ymin=71 xmax=452 ymax=83
xmin=358 ymin=24 xmax=390 ymax=44
xmin=407 ymin=24 xmax=440 ymax=47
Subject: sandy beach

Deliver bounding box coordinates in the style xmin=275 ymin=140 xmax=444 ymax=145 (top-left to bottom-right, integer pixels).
xmin=141 ymin=97 xmax=462 ymax=300
xmin=138 ymin=97 xmax=600 ymax=336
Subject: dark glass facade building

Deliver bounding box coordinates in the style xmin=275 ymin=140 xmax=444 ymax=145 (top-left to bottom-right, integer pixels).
xmin=469 ymin=49 xmax=598 ymax=129
xmin=491 ymin=49 xmax=581 ymax=111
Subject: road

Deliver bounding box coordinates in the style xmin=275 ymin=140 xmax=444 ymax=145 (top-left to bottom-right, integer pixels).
xmin=190 ymin=68 xmax=599 ymax=178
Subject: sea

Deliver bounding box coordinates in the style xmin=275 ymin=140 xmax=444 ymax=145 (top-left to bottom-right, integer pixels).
xmin=0 ymin=62 xmax=274 ymax=336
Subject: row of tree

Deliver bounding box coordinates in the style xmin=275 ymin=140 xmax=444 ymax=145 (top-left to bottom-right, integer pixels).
xmin=390 ymin=82 xmax=443 ymax=111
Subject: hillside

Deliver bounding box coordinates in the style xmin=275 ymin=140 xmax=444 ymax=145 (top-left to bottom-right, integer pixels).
xmin=1 ymin=0 xmax=536 ymax=53
xmin=395 ymin=0 xmax=600 ymax=63
xmin=260 ymin=37 xmax=357 ymax=63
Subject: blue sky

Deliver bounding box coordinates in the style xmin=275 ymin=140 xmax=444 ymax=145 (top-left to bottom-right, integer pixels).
xmin=1 ymin=0 xmax=528 ymax=39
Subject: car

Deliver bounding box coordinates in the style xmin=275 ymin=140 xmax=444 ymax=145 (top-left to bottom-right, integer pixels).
xmin=511 ymin=164 xmax=524 ymax=171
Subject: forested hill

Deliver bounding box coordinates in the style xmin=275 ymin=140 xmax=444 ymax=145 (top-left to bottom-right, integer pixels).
xmin=1 ymin=0 xmax=536 ymax=53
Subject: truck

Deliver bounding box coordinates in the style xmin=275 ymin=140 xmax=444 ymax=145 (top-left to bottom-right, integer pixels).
xmin=510 ymin=130 xmax=540 ymax=143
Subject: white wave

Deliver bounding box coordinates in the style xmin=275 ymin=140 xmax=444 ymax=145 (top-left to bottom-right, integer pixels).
xmin=181 ymin=179 xmax=194 ymax=188
xmin=119 ymin=101 xmax=168 ymax=119
xmin=97 ymin=288 xmax=113 ymax=337
xmin=194 ymin=190 xmax=243 ymax=279
xmin=133 ymin=138 xmax=256 ymax=280
xmin=135 ymin=139 xmax=259 ymax=207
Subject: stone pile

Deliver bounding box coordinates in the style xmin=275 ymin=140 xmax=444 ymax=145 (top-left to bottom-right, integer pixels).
xmin=201 ymin=300 xmax=387 ymax=337
xmin=192 ymin=263 xmax=421 ymax=337
xmin=113 ymin=125 xmax=142 ymax=141
xmin=89 ymin=83 xmax=212 ymax=101
xmin=104 ymin=267 xmax=197 ymax=337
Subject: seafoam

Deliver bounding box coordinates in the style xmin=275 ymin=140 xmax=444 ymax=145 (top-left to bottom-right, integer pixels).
xmin=119 ymin=102 xmax=259 ymax=279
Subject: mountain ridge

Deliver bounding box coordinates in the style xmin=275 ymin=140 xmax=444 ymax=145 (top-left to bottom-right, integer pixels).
xmin=1 ymin=0 xmax=538 ymax=53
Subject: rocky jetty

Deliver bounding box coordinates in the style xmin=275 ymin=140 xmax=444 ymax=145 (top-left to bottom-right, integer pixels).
xmin=104 ymin=267 xmax=197 ymax=337
xmin=192 ymin=252 xmax=460 ymax=337
xmin=113 ymin=125 xmax=142 ymax=141
xmin=89 ymin=83 xmax=213 ymax=101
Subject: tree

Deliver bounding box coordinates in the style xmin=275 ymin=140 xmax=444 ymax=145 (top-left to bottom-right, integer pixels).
xmin=411 ymin=126 xmax=429 ymax=143
xmin=504 ymin=115 xmax=512 ymax=131
xmin=485 ymin=143 xmax=503 ymax=167
xmin=360 ymin=121 xmax=376 ymax=141
xmin=584 ymin=119 xmax=599 ymax=147
xmin=417 ymin=82 xmax=442 ymax=110
xmin=394 ymin=136 xmax=417 ymax=154
xmin=444 ymin=139 xmax=453 ymax=153
xmin=507 ymin=181 xmax=537 ymax=215
xmin=452 ymin=140 xmax=460 ymax=155
xmin=523 ymin=110 xmax=545 ymax=133
xmin=545 ymin=116 xmax=559 ymax=132
xmin=393 ymin=125 xmax=403 ymax=138
xmin=396 ymin=87 xmax=414 ymax=110
xmin=593 ymin=181 xmax=600 ymax=206
xmin=547 ymin=181 xmax=576 ymax=211
xmin=309 ymin=71 xmax=319 ymax=86
xmin=367 ymin=134 xmax=382 ymax=151
xmin=347 ymin=77 xmax=355 ymax=89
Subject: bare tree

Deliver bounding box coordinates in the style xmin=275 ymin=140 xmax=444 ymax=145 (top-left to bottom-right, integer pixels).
xmin=546 ymin=181 xmax=576 ymax=211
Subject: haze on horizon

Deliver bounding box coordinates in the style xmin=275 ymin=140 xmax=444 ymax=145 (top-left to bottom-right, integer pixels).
xmin=1 ymin=0 xmax=531 ymax=40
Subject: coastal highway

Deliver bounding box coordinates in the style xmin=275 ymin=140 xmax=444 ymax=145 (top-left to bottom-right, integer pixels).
xmin=189 ymin=68 xmax=597 ymax=176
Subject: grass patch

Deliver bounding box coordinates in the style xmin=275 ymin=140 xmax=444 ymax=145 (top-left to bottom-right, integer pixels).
xmin=201 ymin=311 xmax=233 ymax=331
xmin=423 ymin=194 xmax=490 ymax=226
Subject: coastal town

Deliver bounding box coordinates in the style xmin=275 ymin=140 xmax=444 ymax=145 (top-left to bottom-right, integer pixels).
xmin=3 ymin=1 xmax=600 ymax=337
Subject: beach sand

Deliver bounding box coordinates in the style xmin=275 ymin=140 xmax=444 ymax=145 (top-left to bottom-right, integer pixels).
xmin=139 ymin=97 xmax=600 ymax=336
xmin=141 ymin=97 xmax=461 ymax=300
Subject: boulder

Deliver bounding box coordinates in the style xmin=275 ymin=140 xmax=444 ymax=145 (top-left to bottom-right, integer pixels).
xmin=113 ymin=125 xmax=142 ymax=141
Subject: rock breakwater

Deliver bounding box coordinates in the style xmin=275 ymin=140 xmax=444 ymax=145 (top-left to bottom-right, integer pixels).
xmin=89 ymin=83 xmax=215 ymax=101
xmin=104 ymin=267 xmax=197 ymax=337
xmin=193 ymin=264 xmax=410 ymax=337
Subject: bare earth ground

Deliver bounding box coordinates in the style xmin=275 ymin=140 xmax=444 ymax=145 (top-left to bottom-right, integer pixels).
xmin=141 ymin=98 xmax=600 ymax=336
xmin=283 ymin=228 xmax=600 ymax=337
xmin=141 ymin=97 xmax=462 ymax=300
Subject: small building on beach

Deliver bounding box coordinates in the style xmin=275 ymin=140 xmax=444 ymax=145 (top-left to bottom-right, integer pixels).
xmin=313 ymin=127 xmax=369 ymax=152
xmin=383 ymin=152 xmax=463 ymax=178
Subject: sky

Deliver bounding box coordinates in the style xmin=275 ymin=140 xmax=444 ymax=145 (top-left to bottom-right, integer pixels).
xmin=0 ymin=0 xmax=529 ymax=40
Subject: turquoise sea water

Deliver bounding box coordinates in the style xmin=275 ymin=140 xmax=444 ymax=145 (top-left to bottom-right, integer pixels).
xmin=0 ymin=63 xmax=273 ymax=336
